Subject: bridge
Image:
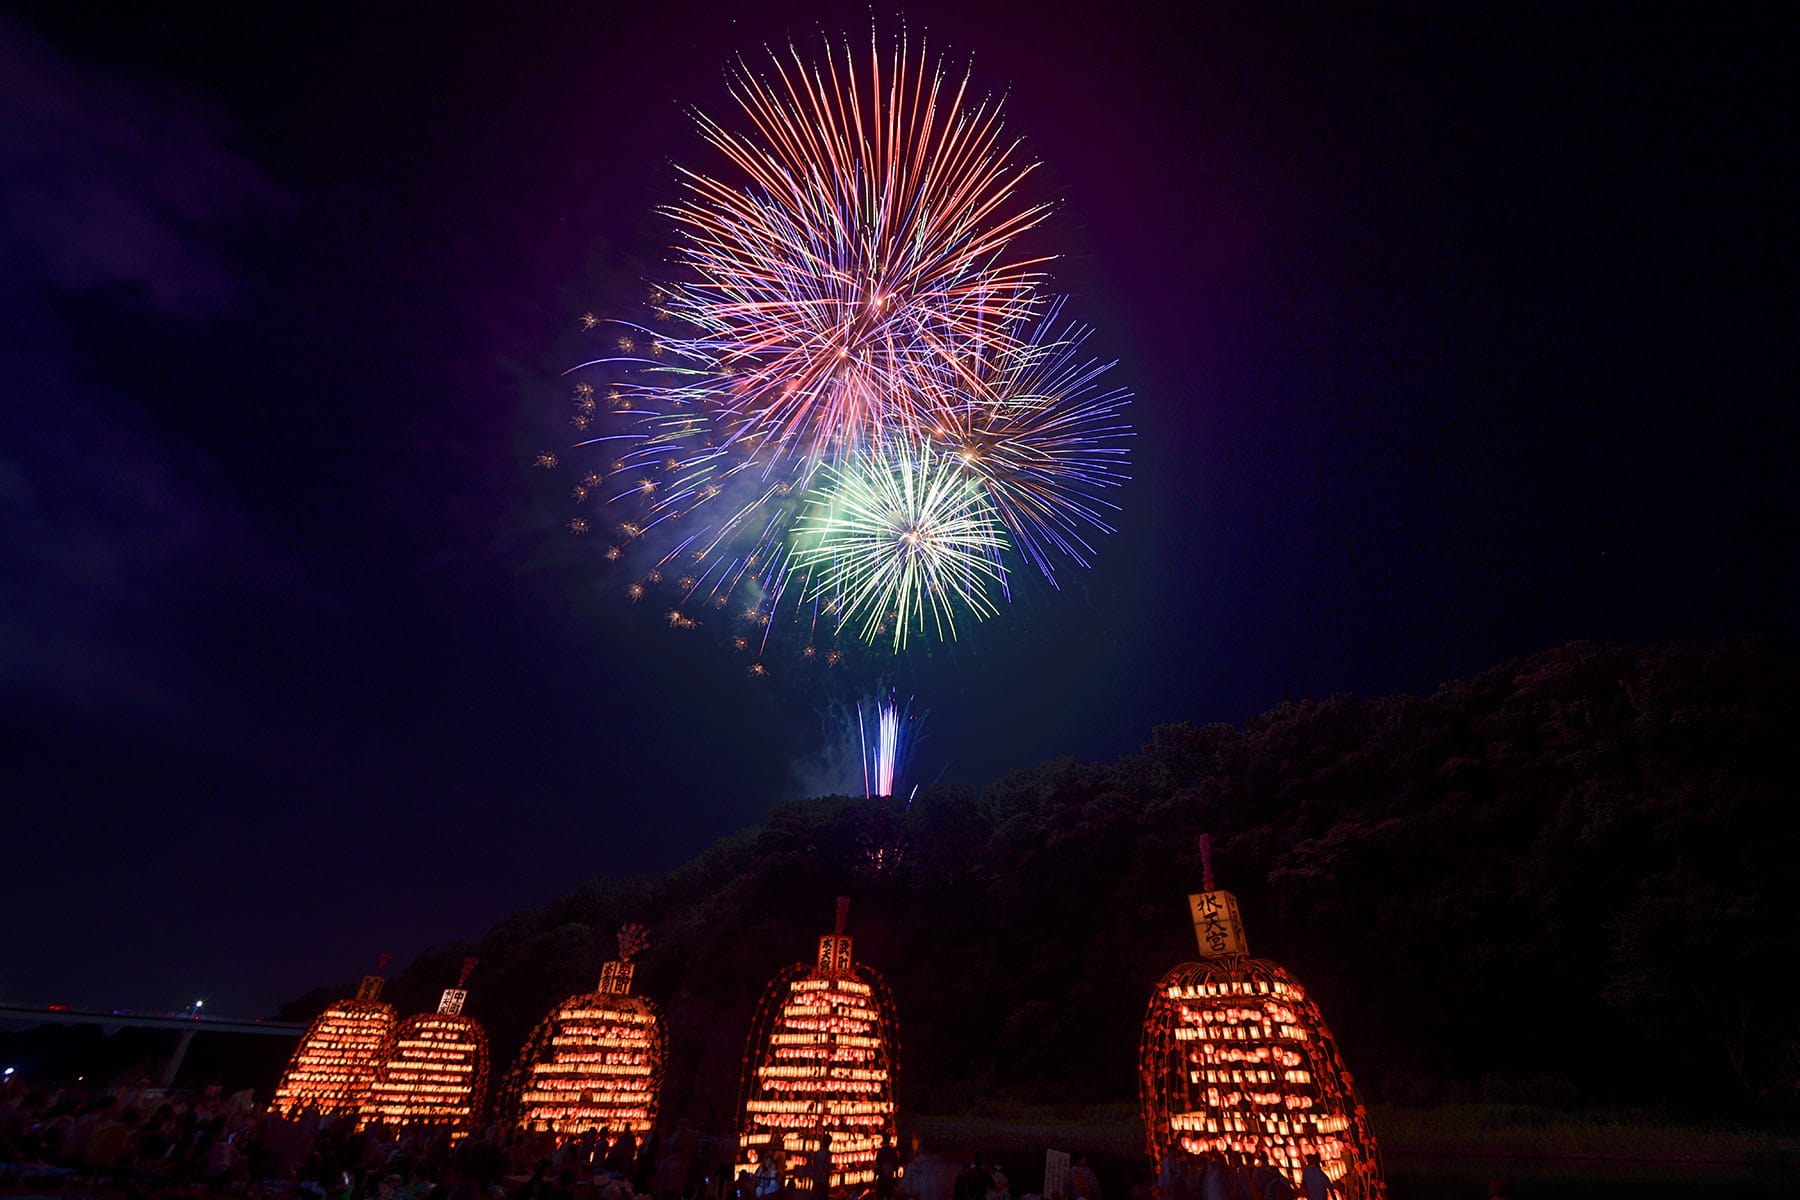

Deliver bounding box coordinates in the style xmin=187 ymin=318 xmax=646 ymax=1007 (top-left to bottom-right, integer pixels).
xmin=0 ymin=1004 xmax=307 ymax=1088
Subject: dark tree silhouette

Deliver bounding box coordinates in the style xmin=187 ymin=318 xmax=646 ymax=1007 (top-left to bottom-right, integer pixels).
xmin=281 ymin=641 xmax=1799 ymax=1118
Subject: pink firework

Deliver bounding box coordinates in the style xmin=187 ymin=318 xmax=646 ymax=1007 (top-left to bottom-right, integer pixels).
xmin=658 ymin=32 xmax=1053 ymax=467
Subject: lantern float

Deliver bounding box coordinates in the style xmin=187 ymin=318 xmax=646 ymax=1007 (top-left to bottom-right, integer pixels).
xmin=362 ymin=957 xmax=490 ymax=1133
xmin=502 ymin=923 xmax=667 ymax=1137
xmin=1139 ymin=838 xmax=1385 ymax=1199
xmin=736 ymin=898 xmax=900 ymax=1190
xmin=270 ymin=964 xmax=397 ymax=1117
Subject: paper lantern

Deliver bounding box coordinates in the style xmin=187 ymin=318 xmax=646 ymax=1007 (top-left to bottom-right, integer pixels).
xmin=362 ymin=960 xmax=489 ymax=1132
xmin=735 ymin=898 xmax=899 ymax=1190
xmin=270 ymin=974 xmax=395 ymax=1117
xmin=502 ymin=923 xmax=666 ymax=1136
xmin=1139 ymin=840 xmax=1385 ymax=1199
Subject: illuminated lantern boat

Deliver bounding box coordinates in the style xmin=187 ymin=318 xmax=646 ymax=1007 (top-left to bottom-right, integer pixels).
xmin=502 ymin=923 xmax=666 ymax=1136
xmin=1139 ymin=840 xmax=1385 ymax=1199
xmin=270 ymin=970 xmax=396 ymax=1117
xmin=735 ymin=898 xmax=899 ymax=1190
xmin=362 ymin=959 xmax=490 ymax=1132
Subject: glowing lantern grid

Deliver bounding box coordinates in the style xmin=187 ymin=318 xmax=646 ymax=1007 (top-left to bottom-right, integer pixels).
xmin=270 ymin=974 xmax=395 ymax=1117
xmin=503 ymin=923 xmax=666 ymax=1136
xmin=736 ymin=899 xmax=899 ymax=1190
xmin=362 ymin=960 xmax=490 ymax=1132
xmin=1139 ymin=843 xmax=1385 ymax=1199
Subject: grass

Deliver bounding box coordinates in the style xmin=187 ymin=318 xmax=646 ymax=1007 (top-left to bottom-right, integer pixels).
xmin=909 ymin=1104 xmax=1142 ymax=1154
xmin=905 ymin=1103 xmax=1800 ymax=1168
xmin=1370 ymin=1103 xmax=1800 ymax=1165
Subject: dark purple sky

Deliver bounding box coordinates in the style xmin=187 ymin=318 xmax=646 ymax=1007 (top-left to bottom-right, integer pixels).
xmin=2 ymin=3 xmax=1790 ymax=1016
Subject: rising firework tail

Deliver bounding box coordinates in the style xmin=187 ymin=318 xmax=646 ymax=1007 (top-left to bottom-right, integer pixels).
xmin=859 ymin=693 xmax=916 ymax=799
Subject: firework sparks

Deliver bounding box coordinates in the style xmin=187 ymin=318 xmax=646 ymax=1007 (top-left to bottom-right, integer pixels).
xmin=796 ymin=439 xmax=1007 ymax=650
xmin=859 ymin=694 xmax=915 ymax=799
xmin=653 ymin=32 xmax=1053 ymax=466
xmin=554 ymin=31 xmax=1133 ymax=657
xmin=926 ymin=303 xmax=1134 ymax=585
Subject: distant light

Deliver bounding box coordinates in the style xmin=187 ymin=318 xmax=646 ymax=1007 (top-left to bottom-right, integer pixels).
xmin=3 ymin=1066 xmax=15 ymax=1076
xmin=194 ymin=1000 xmax=205 ymax=1008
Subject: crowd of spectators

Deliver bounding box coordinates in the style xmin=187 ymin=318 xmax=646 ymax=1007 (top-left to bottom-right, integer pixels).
xmin=0 ymin=1080 xmax=690 ymax=1200
xmin=3 ymin=1079 xmax=1238 ymax=1200
xmin=0 ymin=1080 xmax=947 ymax=1200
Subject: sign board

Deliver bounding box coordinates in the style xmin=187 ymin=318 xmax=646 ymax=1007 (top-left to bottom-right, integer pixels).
xmin=1187 ymin=889 xmax=1248 ymax=958
xmin=598 ymin=959 xmax=636 ymax=995
xmin=437 ymin=988 xmax=468 ymax=1015
xmin=355 ymin=975 xmax=385 ymax=1001
xmin=1043 ymin=1150 xmax=1070 ymax=1200
xmin=816 ymin=934 xmax=854 ymax=975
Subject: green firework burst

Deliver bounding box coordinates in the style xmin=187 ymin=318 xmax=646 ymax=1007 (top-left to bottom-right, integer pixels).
xmin=797 ymin=440 xmax=1010 ymax=650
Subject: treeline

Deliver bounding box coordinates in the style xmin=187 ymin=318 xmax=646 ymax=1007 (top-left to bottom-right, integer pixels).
xmin=281 ymin=640 xmax=1799 ymax=1118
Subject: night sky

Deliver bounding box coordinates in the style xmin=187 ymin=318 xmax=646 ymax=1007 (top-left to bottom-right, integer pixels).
xmin=3 ymin=3 xmax=1790 ymax=1018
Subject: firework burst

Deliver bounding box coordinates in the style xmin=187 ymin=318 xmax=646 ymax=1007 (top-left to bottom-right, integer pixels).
xmin=796 ymin=438 xmax=1007 ymax=650
xmin=655 ymin=32 xmax=1052 ymax=466
xmin=924 ymin=302 xmax=1134 ymax=586
xmin=551 ymin=32 xmax=1133 ymax=662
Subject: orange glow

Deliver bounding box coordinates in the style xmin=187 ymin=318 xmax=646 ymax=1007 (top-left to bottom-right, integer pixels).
xmin=361 ymin=1010 xmax=490 ymax=1133
xmin=1140 ymin=955 xmax=1384 ymax=1197
xmin=735 ymin=905 xmax=900 ymax=1191
xmin=502 ymin=955 xmax=667 ymax=1137
xmin=270 ymin=998 xmax=396 ymax=1117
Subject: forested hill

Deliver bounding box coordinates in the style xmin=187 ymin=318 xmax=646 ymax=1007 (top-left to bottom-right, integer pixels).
xmin=282 ymin=640 xmax=1798 ymax=1117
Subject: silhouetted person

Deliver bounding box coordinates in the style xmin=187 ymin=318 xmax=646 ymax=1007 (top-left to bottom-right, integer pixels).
xmin=689 ymin=1123 xmax=721 ymax=1200
xmin=1200 ymin=1155 xmax=1228 ymax=1200
xmin=1300 ymin=1157 xmax=1329 ymax=1200
xmin=875 ymin=1136 xmax=900 ymax=1200
xmin=604 ymin=1130 xmax=636 ymax=1177
xmin=514 ymin=1160 xmax=553 ymax=1200
xmin=636 ymin=1130 xmax=661 ymax=1196
xmin=1065 ymin=1154 xmax=1100 ymax=1200
xmin=810 ymin=1132 xmax=834 ymax=1199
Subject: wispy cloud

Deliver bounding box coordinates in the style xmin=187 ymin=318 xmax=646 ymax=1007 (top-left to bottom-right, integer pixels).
xmin=0 ymin=14 xmax=276 ymax=309
xmin=0 ymin=14 xmax=290 ymax=738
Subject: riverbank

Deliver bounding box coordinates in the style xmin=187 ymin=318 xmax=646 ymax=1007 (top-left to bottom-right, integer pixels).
xmin=1371 ymin=1103 xmax=1800 ymax=1167
xmin=904 ymin=1104 xmax=1800 ymax=1197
